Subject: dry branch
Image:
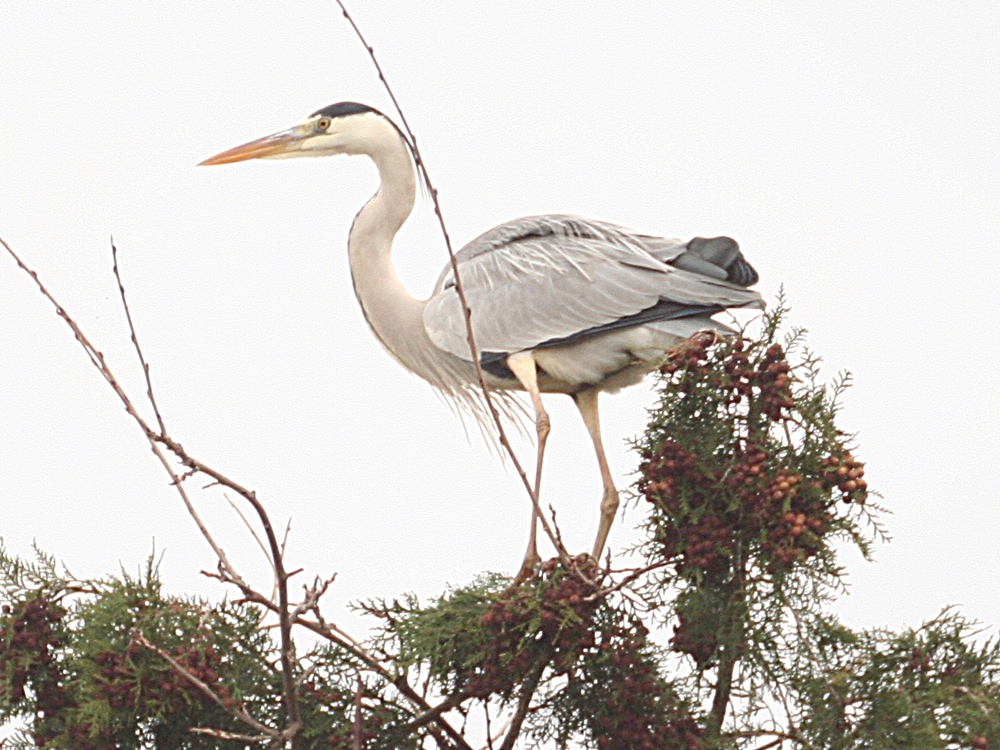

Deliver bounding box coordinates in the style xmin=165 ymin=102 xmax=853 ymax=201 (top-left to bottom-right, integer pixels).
xmin=131 ymin=630 xmax=279 ymax=739
xmin=333 ymin=0 xmax=571 ymax=569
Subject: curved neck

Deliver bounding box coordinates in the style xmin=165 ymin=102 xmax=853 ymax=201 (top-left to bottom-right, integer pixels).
xmin=347 ymin=126 xmax=441 ymax=379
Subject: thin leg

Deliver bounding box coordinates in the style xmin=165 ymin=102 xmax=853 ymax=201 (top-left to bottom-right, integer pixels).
xmin=507 ymin=351 xmax=550 ymax=579
xmin=572 ymin=388 xmax=619 ymax=561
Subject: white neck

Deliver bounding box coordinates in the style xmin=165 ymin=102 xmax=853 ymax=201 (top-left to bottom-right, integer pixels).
xmin=346 ymin=120 xmax=457 ymax=383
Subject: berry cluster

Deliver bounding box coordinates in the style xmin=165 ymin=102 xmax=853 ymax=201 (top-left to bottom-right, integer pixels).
xmin=299 ymin=680 xmax=400 ymax=749
xmin=670 ymin=606 xmax=719 ymax=668
xmin=467 ymin=556 xmax=600 ymax=698
xmin=822 ymin=452 xmax=868 ymax=504
xmin=585 ymin=619 xmax=704 ymax=750
xmin=1 ymin=597 xmax=66 ymax=703
xmin=659 ymin=332 xmax=715 ymax=380
xmin=661 ymin=337 xmax=794 ymax=421
xmin=755 ymin=343 xmax=795 ymax=420
xmin=640 ymin=333 xmax=870 ymax=580
xmin=0 ymin=596 xmax=78 ymax=747
xmin=642 ymin=438 xmax=731 ymax=575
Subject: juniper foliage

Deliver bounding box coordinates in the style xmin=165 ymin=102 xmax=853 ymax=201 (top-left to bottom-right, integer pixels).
xmin=3 ymin=303 xmax=998 ymax=749
xmin=0 ymin=549 xmax=415 ymax=750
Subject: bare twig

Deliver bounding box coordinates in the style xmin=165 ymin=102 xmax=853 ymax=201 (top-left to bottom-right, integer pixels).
xmin=1 ymin=235 xmax=243 ymax=584
xmin=110 ymin=238 xmax=166 ymax=436
xmin=753 ymin=736 xmax=792 ymax=750
xmin=189 ymin=727 xmax=272 ymax=743
xmin=223 ymin=493 xmax=275 ymax=579
xmin=481 ymin=703 xmax=507 ymax=750
xmin=332 ymin=1 xmax=569 ymax=567
xmin=401 ymin=693 xmax=465 ymax=733
xmin=581 ymin=559 xmax=670 ymax=602
xmin=292 ymin=574 xmax=337 ymax=620
xmin=3 ymin=235 xmax=303 ymax=746
xmin=730 ymin=729 xmax=813 ymax=750
xmin=154 ymin=435 xmax=303 ymax=741
xmin=132 ymin=630 xmax=279 ymax=739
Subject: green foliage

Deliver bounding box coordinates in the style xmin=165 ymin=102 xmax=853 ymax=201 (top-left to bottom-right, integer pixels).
xmin=369 ymin=558 xmax=605 ymax=701
xmin=637 ymin=298 xmax=881 ymax=589
xmin=632 ymin=301 xmax=895 ymax=733
xmin=0 ymin=546 xmax=414 ymax=750
xmin=374 ymin=572 xmax=514 ymax=696
xmin=530 ymin=605 xmax=704 ymax=750
xmin=366 ymin=557 xmax=707 ymax=749
xmin=0 ymin=549 xmax=266 ymax=748
xmin=5 ymin=300 xmax=1000 ymax=750
xmin=793 ymin=609 xmax=1000 ymax=749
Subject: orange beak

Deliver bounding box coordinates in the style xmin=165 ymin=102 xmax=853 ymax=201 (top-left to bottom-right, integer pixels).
xmin=198 ymin=127 xmax=303 ymax=166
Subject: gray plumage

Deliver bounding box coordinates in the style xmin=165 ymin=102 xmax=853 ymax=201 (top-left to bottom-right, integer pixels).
xmin=424 ymin=214 xmax=762 ymax=385
xmin=200 ymin=102 xmax=765 ymax=570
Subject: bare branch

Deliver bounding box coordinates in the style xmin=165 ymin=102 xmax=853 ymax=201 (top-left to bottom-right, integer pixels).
xmin=189 ymin=727 xmax=271 ymax=744
xmin=332 ymin=1 xmax=568 ymax=566
xmin=1 ymin=235 xmax=243 ymax=585
xmin=110 ymin=238 xmax=166 ymax=436
xmin=2 ymin=235 xmax=304 ymax=745
xmin=401 ymin=693 xmax=465 ymax=733
xmin=497 ymin=653 xmax=550 ymax=750
xmin=153 ymin=435 xmax=303 ymax=740
xmin=223 ymin=492 xmax=276 ymax=582
xmin=1 ymin=236 xmax=158 ymax=440
xmin=583 ymin=559 xmax=670 ymax=602
xmin=132 ymin=630 xmax=279 ymax=739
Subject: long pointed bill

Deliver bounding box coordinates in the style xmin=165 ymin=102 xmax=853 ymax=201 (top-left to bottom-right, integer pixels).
xmin=198 ymin=127 xmax=304 ymax=166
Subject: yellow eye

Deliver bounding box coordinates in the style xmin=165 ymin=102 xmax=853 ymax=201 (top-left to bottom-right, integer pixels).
xmin=317 ymin=117 xmax=331 ymax=131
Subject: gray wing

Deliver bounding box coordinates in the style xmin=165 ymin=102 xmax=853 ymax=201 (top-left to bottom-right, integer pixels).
xmin=422 ymin=214 xmax=762 ymax=362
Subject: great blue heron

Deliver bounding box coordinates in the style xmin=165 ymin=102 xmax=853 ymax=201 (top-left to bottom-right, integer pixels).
xmin=200 ymin=102 xmax=763 ymax=573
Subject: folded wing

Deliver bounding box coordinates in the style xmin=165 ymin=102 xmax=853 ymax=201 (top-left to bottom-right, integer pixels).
xmin=422 ymin=214 xmax=762 ymax=362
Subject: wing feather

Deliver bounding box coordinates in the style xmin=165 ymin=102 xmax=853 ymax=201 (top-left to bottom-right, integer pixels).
xmin=423 ymin=215 xmax=762 ymax=362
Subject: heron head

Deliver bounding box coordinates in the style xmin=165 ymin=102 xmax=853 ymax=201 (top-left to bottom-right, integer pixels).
xmin=199 ymin=102 xmax=399 ymax=165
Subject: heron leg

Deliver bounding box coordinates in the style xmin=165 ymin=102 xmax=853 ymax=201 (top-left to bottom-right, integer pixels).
xmin=572 ymin=387 xmax=619 ymax=561
xmin=507 ymin=351 xmax=550 ymax=579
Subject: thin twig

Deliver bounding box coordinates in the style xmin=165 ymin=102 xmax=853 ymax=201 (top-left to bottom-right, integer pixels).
xmin=132 ymin=630 xmax=279 ymax=738
xmin=1 ymin=235 xmax=242 ymax=583
xmin=146 ymin=435 xmax=303 ymax=741
xmin=2 ymin=235 xmax=303 ymax=746
xmin=189 ymin=727 xmax=272 ymax=743
xmin=223 ymin=493 xmax=275 ymax=579
xmin=484 ymin=708 xmax=493 ymax=750
xmin=730 ymin=729 xmax=813 ymax=750
xmin=291 ymin=574 xmax=337 ymax=620
xmin=401 ymin=693 xmax=465 ymax=733
xmin=332 ymin=0 xmax=569 ymax=567
xmin=583 ymin=559 xmax=670 ymax=602
xmin=110 ymin=238 xmax=167 ymax=436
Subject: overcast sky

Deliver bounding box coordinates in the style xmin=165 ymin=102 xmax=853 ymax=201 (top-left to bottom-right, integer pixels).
xmin=2 ymin=1 xmax=999 ymax=660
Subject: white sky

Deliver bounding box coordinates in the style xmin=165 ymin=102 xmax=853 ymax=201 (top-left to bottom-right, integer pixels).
xmin=1 ymin=1 xmax=999 ymax=655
